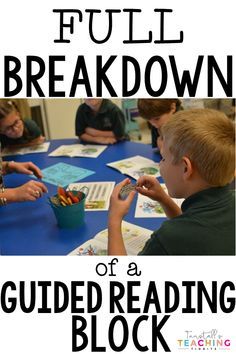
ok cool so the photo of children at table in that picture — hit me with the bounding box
[75,99,126,144]
[0,99,45,149]
[137,98,183,151]
[108,109,235,255]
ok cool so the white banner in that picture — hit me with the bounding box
[0,0,235,97]
[0,257,235,353]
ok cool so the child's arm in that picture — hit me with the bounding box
[5,135,45,149]
[108,218,127,255]
[108,179,136,255]
[85,127,116,138]
[136,176,182,219]
[80,132,117,145]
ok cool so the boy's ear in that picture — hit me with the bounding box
[170,102,176,113]
[182,156,193,180]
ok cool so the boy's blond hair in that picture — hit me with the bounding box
[161,109,235,186]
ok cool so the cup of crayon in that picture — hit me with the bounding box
[48,186,88,229]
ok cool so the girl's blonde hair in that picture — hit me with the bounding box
[161,109,235,186]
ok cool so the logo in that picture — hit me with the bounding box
[177,329,231,351]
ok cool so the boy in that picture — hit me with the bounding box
[75,99,126,144]
[108,109,235,255]
[137,99,182,150]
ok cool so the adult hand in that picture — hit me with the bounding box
[136,176,166,202]
[109,178,136,220]
[7,180,48,203]
[10,161,43,179]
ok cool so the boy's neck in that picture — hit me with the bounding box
[92,101,103,113]
[183,179,213,199]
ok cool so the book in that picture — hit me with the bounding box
[49,144,107,158]
[67,181,115,211]
[1,142,50,156]
[107,155,160,180]
[69,221,152,255]
[135,184,184,218]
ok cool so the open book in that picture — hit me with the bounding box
[107,155,160,180]
[69,221,152,255]
[2,142,50,156]
[49,144,107,158]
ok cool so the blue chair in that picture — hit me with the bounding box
[122,99,142,140]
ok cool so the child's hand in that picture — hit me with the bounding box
[103,137,117,144]
[96,137,117,145]
[109,178,136,220]
[10,161,43,179]
[136,176,166,202]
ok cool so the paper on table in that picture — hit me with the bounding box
[2,142,50,156]
[69,221,152,256]
[32,162,95,187]
[135,184,184,218]
[49,144,107,158]
[107,155,160,180]
[67,181,115,211]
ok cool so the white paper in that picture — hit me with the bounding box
[135,184,185,218]
[69,221,152,255]
[49,144,107,158]
[68,181,115,211]
[2,142,50,156]
[107,155,160,180]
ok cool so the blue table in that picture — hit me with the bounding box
[0,140,164,255]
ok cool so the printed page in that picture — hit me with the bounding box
[32,162,95,187]
[69,239,108,256]
[135,184,185,218]
[49,144,107,158]
[68,181,115,211]
[121,222,152,255]
[107,155,160,180]
[69,221,152,256]
[2,142,50,156]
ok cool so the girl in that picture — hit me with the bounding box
[0,100,45,148]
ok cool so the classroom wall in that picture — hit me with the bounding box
[28,99,50,138]
[27,99,123,140]
[44,99,81,139]
[44,99,122,139]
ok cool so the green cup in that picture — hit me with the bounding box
[50,191,86,229]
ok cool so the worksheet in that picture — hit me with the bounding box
[49,144,107,158]
[32,162,95,187]
[135,184,184,218]
[67,181,115,211]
